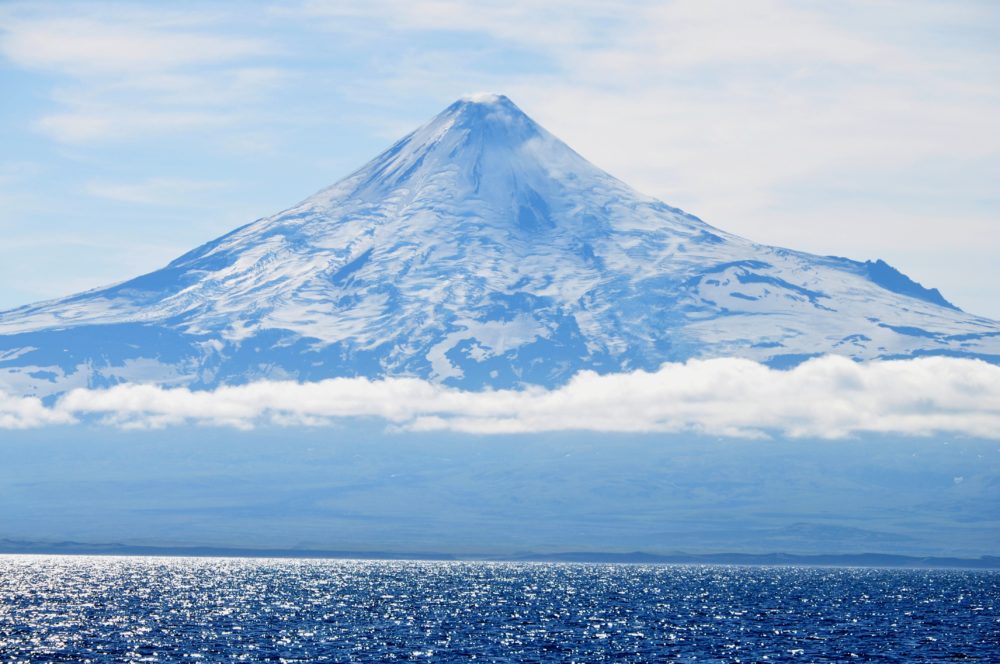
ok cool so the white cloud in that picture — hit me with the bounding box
[4,356,998,438]
[0,392,74,429]
[0,16,267,76]
[0,7,280,143]
[294,0,615,49]
[85,177,230,205]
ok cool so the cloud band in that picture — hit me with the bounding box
[2,355,998,438]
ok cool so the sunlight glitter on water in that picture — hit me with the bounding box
[0,555,997,662]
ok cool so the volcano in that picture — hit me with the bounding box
[1,94,998,396]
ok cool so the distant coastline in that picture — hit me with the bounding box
[3,539,997,570]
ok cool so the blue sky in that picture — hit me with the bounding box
[1,0,998,318]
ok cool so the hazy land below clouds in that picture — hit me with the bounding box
[2,424,996,560]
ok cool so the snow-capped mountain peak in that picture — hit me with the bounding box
[1,96,997,396]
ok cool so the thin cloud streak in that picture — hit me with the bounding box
[84,177,230,205]
[0,8,281,143]
[0,16,267,75]
[3,356,998,438]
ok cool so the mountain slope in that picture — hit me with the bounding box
[1,94,998,396]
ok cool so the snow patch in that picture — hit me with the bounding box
[460,92,505,104]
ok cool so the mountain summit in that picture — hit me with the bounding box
[1,95,998,395]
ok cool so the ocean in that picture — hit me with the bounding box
[1,555,996,662]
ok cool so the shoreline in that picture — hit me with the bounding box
[3,540,998,570]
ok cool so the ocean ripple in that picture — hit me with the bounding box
[0,556,997,662]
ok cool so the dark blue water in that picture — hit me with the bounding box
[0,556,996,662]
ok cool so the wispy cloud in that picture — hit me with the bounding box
[0,6,280,143]
[0,15,267,75]
[84,177,230,205]
[4,356,998,438]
